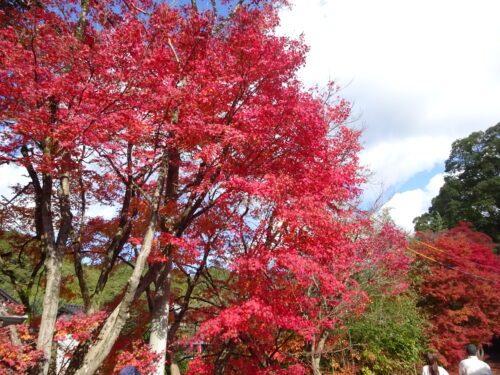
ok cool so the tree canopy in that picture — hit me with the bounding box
[413,223,500,366]
[0,1,411,374]
[414,123,500,244]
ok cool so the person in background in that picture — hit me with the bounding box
[422,352,449,375]
[459,344,492,375]
[119,366,141,375]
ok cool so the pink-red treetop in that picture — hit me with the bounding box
[1,1,411,373]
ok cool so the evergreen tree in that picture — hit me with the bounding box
[414,123,500,245]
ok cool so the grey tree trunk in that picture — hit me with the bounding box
[311,330,329,375]
[37,163,72,375]
[37,250,63,375]
[149,260,173,375]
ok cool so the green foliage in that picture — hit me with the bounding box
[0,233,44,315]
[59,261,133,308]
[414,123,500,245]
[348,293,427,374]
[0,248,133,314]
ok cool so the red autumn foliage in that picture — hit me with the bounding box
[414,222,500,367]
[113,340,162,375]
[0,0,413,373]
[0,324,44,374]
[181,218,410,373]
[55,311,108,343]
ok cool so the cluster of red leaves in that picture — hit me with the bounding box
[415,222,500,366]
[0,325,44,374]
[54,310,107,343]
[113,340,161,375]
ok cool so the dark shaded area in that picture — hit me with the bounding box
[485,337,500,362]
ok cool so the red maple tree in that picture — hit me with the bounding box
[414,222,500,367]
[0,1,411,374]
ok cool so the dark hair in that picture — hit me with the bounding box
[425,352,440,375]
[466,344,477,356]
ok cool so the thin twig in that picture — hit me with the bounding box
[1,182,32,207]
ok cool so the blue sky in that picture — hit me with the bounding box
[399,165,444,193]
[278,0,500,231]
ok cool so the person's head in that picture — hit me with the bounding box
[119,366,140,375]
[466,344,477,356]
[424,352,440,375]
[425,352,437,366]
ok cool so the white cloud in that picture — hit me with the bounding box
[383,173,445,232]
[279,0,500,190]
[359,135,452,187]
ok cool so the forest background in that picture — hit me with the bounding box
[0,1,498,375]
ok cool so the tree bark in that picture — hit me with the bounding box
[36,162,58,375]
[148,260,173,375]
[73,154,168,375]
[75,0,90,40]
[311,330,329,375]
[37,165,73,375]
[170,361,181,375]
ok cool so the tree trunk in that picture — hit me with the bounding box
[149,260,173,375]
[169,352,181,375]
[37,250,63,375]
[73,155,168,375]
[312,355,321,375]
[38,167,73,375]
[311,330,329,375]
[36,168,58,375]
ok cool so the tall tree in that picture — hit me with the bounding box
[1,1,410,374]
[414,123,500,245]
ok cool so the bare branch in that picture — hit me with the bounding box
[168,38,181,64]
[213,0,244,34]
[101,152,154,206]
[118,255,136,269]
[0,182,32,207]
[122,0,152,15]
